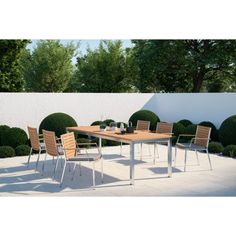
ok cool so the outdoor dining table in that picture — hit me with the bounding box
[66,125,173,185]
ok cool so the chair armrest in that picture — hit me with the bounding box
[38,134,43,137]
[190,137,210,145]
[177,134,195,144]
[77,142,97,146]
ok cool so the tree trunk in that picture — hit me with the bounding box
[192,67,205,92]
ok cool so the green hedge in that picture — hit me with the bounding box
[0,125,11,146]
[177,119,192,127]
[2,127,28,148]
[208,142,223,154]
[219,115,236,146]
[15,145,31,156]
[0,146,15,158]
[39,112,77,137]
[222,145,236,158]
[129,110,160,131]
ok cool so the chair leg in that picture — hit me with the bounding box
[206,149,213,170]
[53,155,60,179]
[174,146,177,167]
[140,143,143,160]
[195,150,200,165]
[184,149,187,172]
[101,157,103,183]
[60,155,63,168]
[71,163,77,181]
[42,153,47,175]
[35,149,41,171]
[92,162,95,188]
[60,162,67,187]
[27,147,33,168]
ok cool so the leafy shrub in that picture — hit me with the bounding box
[199,121,218,141]
[222,145,236,158]
[208,142,223,154]
[0,125,11,146]
[15,145,31,156]
[177,119,192,127]
[219,115,236,146]
[2,127,28,148]
[39,112,77,137]
[103,119,115,126]
[173,122,185,137]
[91,120,101,126]
[117,122,128,128]
[0,146,15,158]
[185,124,197,135]
[129,110,160,131]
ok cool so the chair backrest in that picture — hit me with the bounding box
[43,130,58,156]
[136,120,150,131]
[27,126,40,151]
[156,122,173,134]
[61,132,76,160]
[194,125,211,147]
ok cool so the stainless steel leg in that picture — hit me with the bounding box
[153,143,156,164]
[101,157,103,183]
[42,153,47,175]
[60,155,63,168]
[184,149,187,172]
[27,147,32,168]
[167,139,172,177]
[53,155,59,179]
[195,150,200,165]
[60,162,67,187]
[99,137,102,155]
[71,163,77,181]
[92,162,95,188]
[35,149,41,171]
[206,149,213,170]
[130,143,135,185]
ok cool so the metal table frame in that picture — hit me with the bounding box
[68,128,172,185]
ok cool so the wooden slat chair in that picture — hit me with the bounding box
[149,122,173,164]
[136,120,150,160]
[42,130,64,178]
[175,125,212,171]
[27,126,46,170]
[60,132,103,188]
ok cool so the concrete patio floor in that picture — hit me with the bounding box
[0,144,236,196]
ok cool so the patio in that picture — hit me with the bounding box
[1,144,236,196]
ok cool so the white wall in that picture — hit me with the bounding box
[0,93,236,131]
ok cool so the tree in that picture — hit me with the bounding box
[131,40,236,92]
[68,40,132,92]
[22,40,77,92]
[0,40,30,92]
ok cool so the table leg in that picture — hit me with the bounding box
[130,143,135,185]
[99,137,102,155]
[168,139,172,177]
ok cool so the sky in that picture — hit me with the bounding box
[26,39,133,64]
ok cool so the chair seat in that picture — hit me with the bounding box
[176,143,206,150]
[68,153,101,162]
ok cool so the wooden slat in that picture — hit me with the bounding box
[156,122,173,134]
[42,130,58,156]
[61,132,76,160]
[194,125,211,147]
[27,126,40,151]
[136,120,150,131]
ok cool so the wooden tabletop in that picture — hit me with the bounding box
[67,126,172,143]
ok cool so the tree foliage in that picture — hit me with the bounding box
[68,40,132,92]
[0,40,30,92]
[22,40,77,92]
[131,40,236,92]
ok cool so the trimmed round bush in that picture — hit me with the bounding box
[91,120,101,126]
[208,142,223,154]
[117,122,128,128]
[185,124,197,135]
[103,119,115,126]
[173,122,185,137]
[15,145,31,156]
[129,110,160,131]
[177,119,192,127]
[222,145,236,158]
[2,127,28,148]
[199,121,218,141]
[0,146,15,158]
[0,125,11,146]
[219,115,236,146]
[39,112,77,137]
